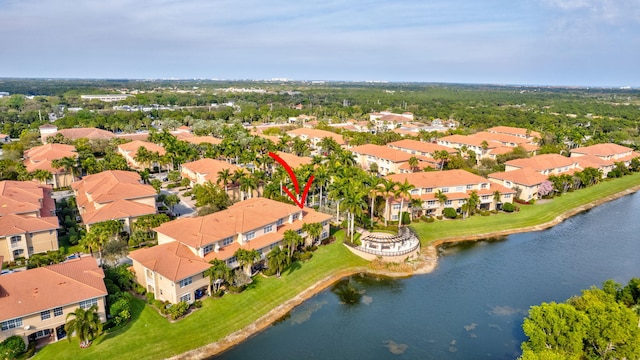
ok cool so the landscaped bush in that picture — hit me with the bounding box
[109,296,132,326]
[443,207,457,219]
[480,211,490,216]
[436,215,443,220]
[0,335,26,360]
[168,301,190,320]
[401,212,411,225]
[294,251,313,262]
[192,300,203,309]
[134,284,146,295]
[502,202,515,212]
[227,285,246,294]
[145,292,155,304]
[262,267,278,276]
[152,299,164,310]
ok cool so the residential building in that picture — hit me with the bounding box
[0,257,107,343]
[117,140,166,171]
[384,170,516,220]
[0,181,59,262]
[350,144,415,175]
[182,136,222,146]
[80,94,130,102]
[286,128,346,153]
[129,198,332,304]
[485,126,541,142]
[72,171,157,233]
[487,168,549,201]
[570,143,639,166]
[369,111,414,130]
[504,154,579,176]
[39,126,116,144]
[387,139,457,158]
[271,151,312,170]
[24,143,77,188]
[179,158,256,201]
[437,134,500,158]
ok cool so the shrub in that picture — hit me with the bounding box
[192,300,203,308]
[152,299,164,310]
[134,284,146,295]
[227,285,246,294]
[262,267,277,276]
[0,336,26,360]
[480,211,490,216]
[168,301,190,320]
[443,207,457,219]
[296,252,313,261]
[145,292,155,304]
[502,202,515,212]
[109,297,132,326]
[401,212,410,225]
[436,215,443,220]
[306,245,318,252]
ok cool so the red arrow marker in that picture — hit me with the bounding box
[268,152,314,209]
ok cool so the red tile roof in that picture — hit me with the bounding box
[287,128,345,145]
[82,200,156,225]
[570,143,633,157]
[0,214,58,236]
[386,169,490,188]
[274,151,312,169]
[24,143,77,173]
[0,257,107,322]
[183,136,222,146]
[387,139,457,155]
[486,126,540,139]
[128,242,210,282]
[350,144,413,163]
[0,181,54,217]
[72,171,156,212]
[118,140,166,156]
[488,168,548,186]
[505,154,576,172]
[54,127,115,141]
[180,158,242,184]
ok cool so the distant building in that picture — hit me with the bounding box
[80,94,131,102]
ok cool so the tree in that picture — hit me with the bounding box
[192,181,231,210]
[234,248,261,276]
[163,194,180,213]
[267,246,289,277]
[394,179,415,225]
[302,222,322,246]
[216,168,232,192]
[31,169,52,184]
[282,229,303,258]
[65,305,103,348]
[0,336,26,360]
[538,180,553,198]
[521,302,588,359]
[408,156,419,172]
[435,189,448,213]
[204,259,231,295]
[51,156,79,186]
[380,178,397,227]
[433,150,449,170]
[82,220,123,266]
[466,190,480,217]
[410,198,423,220]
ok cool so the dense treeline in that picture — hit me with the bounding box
[520,278,640,360]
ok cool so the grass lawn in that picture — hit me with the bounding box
[411,172,640,245]
[35,232,367,360]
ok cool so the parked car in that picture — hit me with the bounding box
[1,269,15,276]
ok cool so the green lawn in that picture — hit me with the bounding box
[411,172,640,244]
[35,233,367,360]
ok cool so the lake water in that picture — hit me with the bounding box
[216,192,640,359]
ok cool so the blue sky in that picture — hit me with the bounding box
[1,0,639,86]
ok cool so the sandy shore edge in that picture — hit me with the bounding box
[170,184,640,359]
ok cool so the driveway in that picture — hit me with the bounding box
[161,187,197,218]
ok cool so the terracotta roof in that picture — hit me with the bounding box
[570,143,633,157]
[387,139,457,155]
[438,134,500,149]
[183,136,222,146]
[0,257,107,322]
[471,131,531,145]
[350,144,413,163]
[128,241,210,282]
[572,154,613,170]
[118,140,166,156]
[181,158,242,184]
[488,168,548,186]
[287,128,345,145]
[379,114,412,123]
[505,154,576,172]
[486,126,541,139]
[154,198,303,249]
[54,127,115,140]
[73,171,156,210]
[398,160,436,172]
[116,133,150,141]
[0,214,58,236]
[274,151,312,169]
[24,143,77,173]
[386,169,490,188]
[0,181,54,217]
[81,200,156,225]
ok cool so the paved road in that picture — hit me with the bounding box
[161,187,197,218]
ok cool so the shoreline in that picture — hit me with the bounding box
[170,184,640,359]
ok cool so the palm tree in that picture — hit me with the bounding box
[216,168,233,192]
[380,178,398,227]
[239,175,257,200]
[367,177,382,227]
[466,190,480,218]
[65,305,103,348]
[493,190,502,210]
[204,259,231,295]
[395,179,415,225]
[31,169,52,184]
[232,169,246,198]
[282,229,303,258]
[313,165,330,209]
[51,156,79,186]
[433,150,449,171]
[435,189,448,215]
[410,198,423,220]
[267,246,289,277]
[302,222,322,246]
[234,248,262,276]
[408,156,419,172]
[341,183,367,242]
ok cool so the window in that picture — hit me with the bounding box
[392,204,401,210]
[482,195,490,201]
[179,293,192,303]
[227,256,237,266]
[222,237,233,246]
[53,307,63,317]
[391,214,399,220]
[322,221,328,226]
[264,224,273,233]
[10,236,20,244]
[442,187,449,193]
[456,186,463,192]
[245,231,255,241]
[445,200,452,206]
[79,298,98,310]
[1,318,22,331]
[481,183,488,189]
[179,277,192,288]
[321,231,328,239]
[410,189,419,195]
[424,188,433,193]
[277,218,284,226]
[40,310,51,321]
[202,244,213,255]
[458,200,465,205]
[466,184,473,190]
[504,194,511,198]
[12,249,24,257]
[427,200,436,206]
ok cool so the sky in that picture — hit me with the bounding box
[1,0,639,86]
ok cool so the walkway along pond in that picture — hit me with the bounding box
[213,191,640,359]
